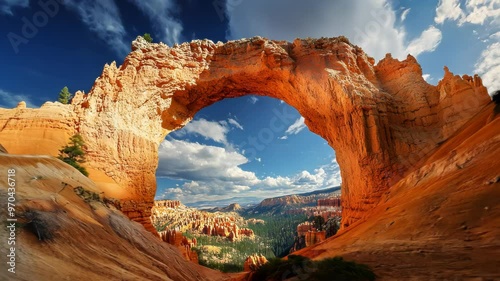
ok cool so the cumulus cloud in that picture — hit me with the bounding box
[474,42,500,94]
[178,118,230,144]
[128,0,183,45]
[225,0,408,60]
[460,0,500,25]
[0,88,35,108]
[0,0,29,15]
[157,139,259,183]
[435,0,500,26]
[422,74,431,81]
[156,138,342,204]
[64,0,129,56]
[434,0,464,24]
[405,26,443,57]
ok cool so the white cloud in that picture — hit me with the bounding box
[435,0,465,24]
[180,118,229,144]
[434,0,500,26]
[401,8,411,22]
[255,157,262,162]
[405,26,443,57]
[0,0,29,15]
[284,117,306,135]
[460,0,500,25]
[128,0,183,46]
[422,74,431,81]
[225,0,407,60]
[228,118,243,130]
[64,0,129,56]
[248,96,259,104]
[156,138,342,204]
[157,139,259,184]
[0,88,35,108]
[474,42,500,94]
[279,136,288,140]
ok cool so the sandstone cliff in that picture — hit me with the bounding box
[0,36,491,233]
[0,153,228,281]
[295,103,500,279]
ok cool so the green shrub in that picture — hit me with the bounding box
[143,33,153,43]
[58,134,89,177]
[57,86,72,104]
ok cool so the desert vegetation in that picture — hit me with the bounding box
[57,134,89,176]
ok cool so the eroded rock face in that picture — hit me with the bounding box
[0,36,491,230]
[243,254,268,272]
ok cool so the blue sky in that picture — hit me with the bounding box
[0,0,498,205]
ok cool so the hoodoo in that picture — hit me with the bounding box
[0,36,491,232]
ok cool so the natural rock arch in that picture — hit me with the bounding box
[0,36,490,232]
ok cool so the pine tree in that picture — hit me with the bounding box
[143,33,153,43]
[58,86,72,104]
[58,134,89,176]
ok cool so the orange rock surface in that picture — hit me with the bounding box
[295,102,500,279]
[243,254,268,272]
[159,229,199,263]
[0,153,229,281]
[0,36,491,234]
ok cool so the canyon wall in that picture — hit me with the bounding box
[0,36,491,230]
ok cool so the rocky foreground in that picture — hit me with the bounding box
[0,153,236,281]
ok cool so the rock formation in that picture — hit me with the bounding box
[155,200,182,208]
[158,229,198,263]
[317,197,341,208]
[152,202,254,241]
[243,254,268,272]
[0,36,491,232]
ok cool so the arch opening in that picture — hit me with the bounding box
[155,95,341,206]
[152,95,342,267]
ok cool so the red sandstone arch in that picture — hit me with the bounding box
[0,36,490,232]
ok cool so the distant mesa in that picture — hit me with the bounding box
[209,203,242,213]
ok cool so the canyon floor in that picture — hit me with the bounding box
[1,102,499,280]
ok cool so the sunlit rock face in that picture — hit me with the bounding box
[0,36,490,231]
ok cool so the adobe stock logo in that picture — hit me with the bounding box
[7,0,66,54]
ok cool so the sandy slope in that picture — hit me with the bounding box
[294,102,500,280]
[0,154,233,281]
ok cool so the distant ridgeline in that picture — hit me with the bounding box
[243,186,341,216]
